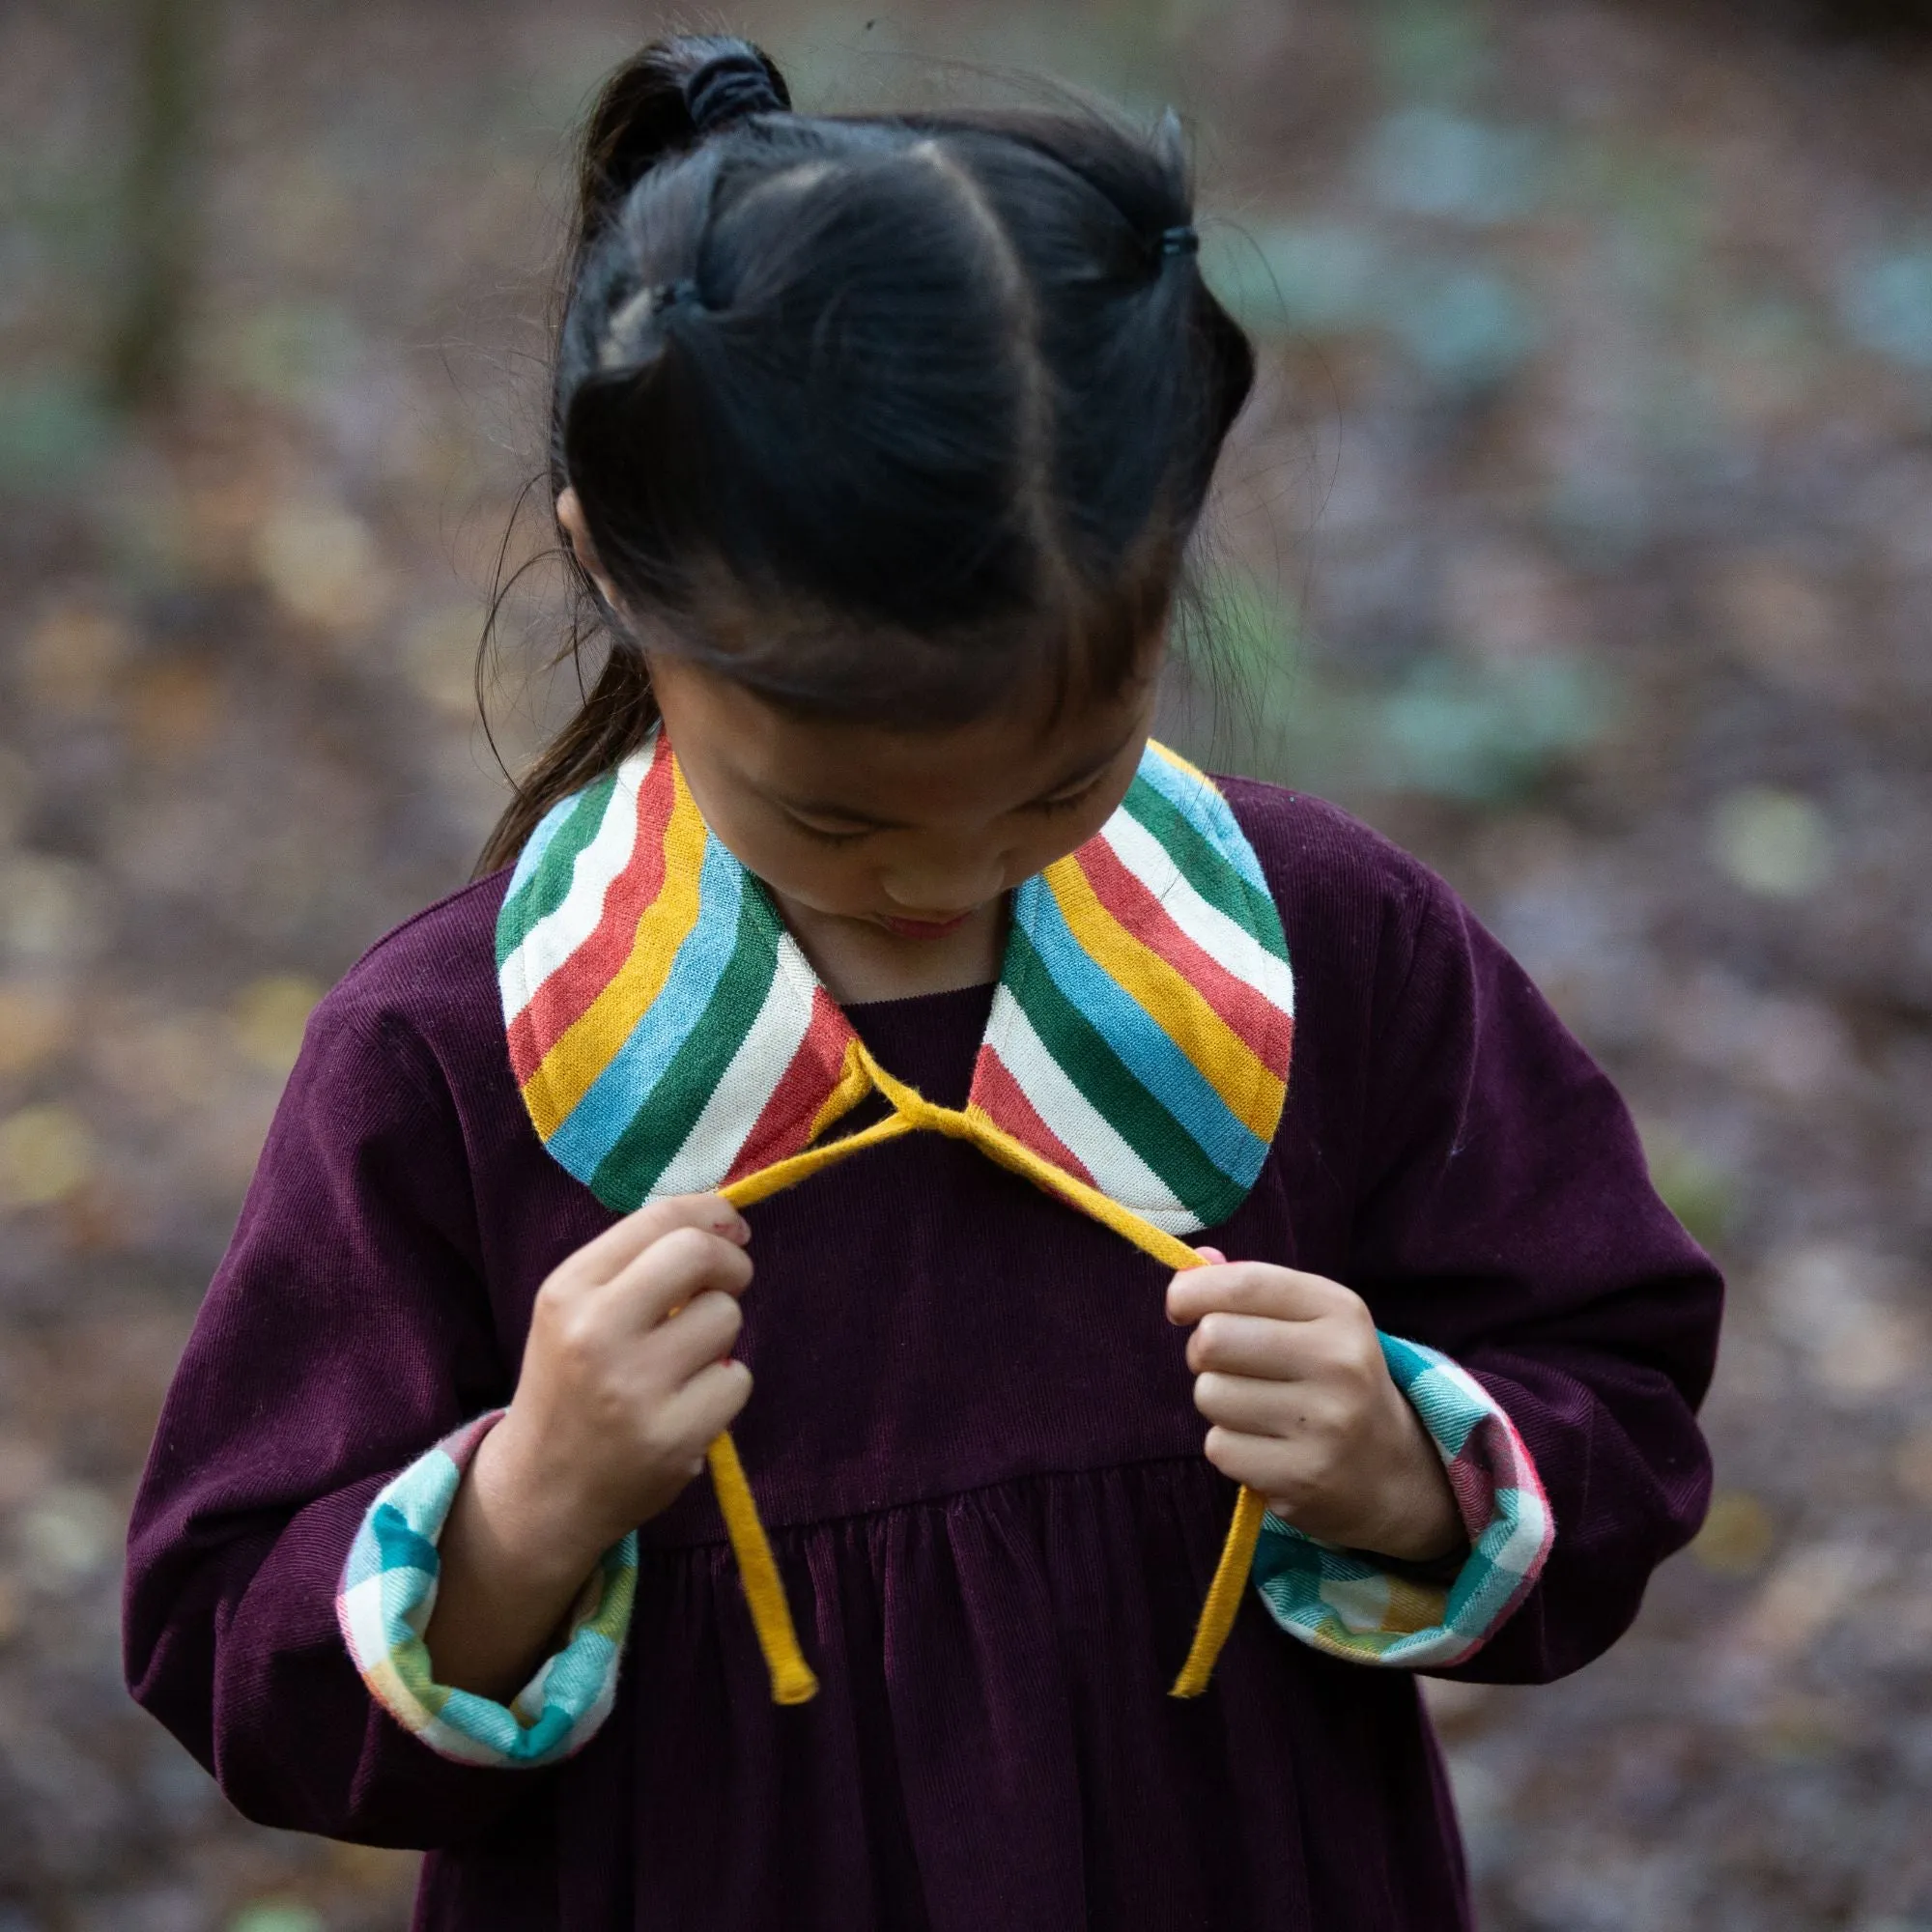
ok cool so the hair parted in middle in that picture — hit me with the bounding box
[477,33,1254,874]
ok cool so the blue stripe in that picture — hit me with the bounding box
[415,1625,618,1763]
[530,1629,617,1723]
[1010,879,1266,1189]
[368,1501,440,1584]
[438,1683,573,1760]
[1384,1341,1482,1457]
[343,1521,390,1592]
[1136,748,1269,895]
[546,837,749,1179]
[505,788,583,901]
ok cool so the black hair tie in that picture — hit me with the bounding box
[1159,224,1200,258]
[685,53,786,134]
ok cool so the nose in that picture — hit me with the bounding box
[879,849,1007,916]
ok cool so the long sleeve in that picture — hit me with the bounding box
[123,984,556,1846]
[1338,868,1722,1684]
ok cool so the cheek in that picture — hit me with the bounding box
[713,819,868,905]
[777,846,876,906]
[696,802,887,912]
[1006,793,1127,881]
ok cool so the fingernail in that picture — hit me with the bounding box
[715,1212,751,1243]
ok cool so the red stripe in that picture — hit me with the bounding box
[1446,1411,1551,1647]
[1077,835,1289,1073]
[968,1046,1095,1188]
[1446,1447,1496,1535]
[725,989,857,1180]
[507,740,677,1086]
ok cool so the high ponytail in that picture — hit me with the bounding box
[570,38,789,278]
[474,37,789,879]
[473,37,1253,879]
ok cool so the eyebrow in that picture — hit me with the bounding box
[767,731,1138,828]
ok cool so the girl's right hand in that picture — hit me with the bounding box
[483,1193,755,1565]
[423,1195,753,1699]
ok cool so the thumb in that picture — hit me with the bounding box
[1166,1244,1227,1324]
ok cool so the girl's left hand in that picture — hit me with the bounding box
[1166,1256,1466,1565]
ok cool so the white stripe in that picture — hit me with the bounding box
[1318,1569,1396,1635]
[339,1571,410,1675]
[497,752,651,1022]
[1101,811,1296,1020]
[650,947,819,1196]
[412,1712,506,1766]
[986,991,1198,1234]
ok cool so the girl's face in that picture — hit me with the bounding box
[554,484,1162,995]
[647,648,1160,995]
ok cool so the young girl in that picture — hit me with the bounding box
[125,35,1721,1931]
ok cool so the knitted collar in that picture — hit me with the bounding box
[497,730,1294,1236]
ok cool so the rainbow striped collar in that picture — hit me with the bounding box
[497,733,1294,1236]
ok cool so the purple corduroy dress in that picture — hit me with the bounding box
[124,780,1722,1930]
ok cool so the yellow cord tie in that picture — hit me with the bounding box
[706,1039,1264,1707]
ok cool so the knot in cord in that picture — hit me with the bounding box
[708,1038,1266,1705]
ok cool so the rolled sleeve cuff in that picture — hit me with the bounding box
[1250,1333,1553,1669]
[334,1408,637,1768]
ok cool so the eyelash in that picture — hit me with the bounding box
[785,776,1104,847]
[788,819,872,847]
[1034,777,1105,816]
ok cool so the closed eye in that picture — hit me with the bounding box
[785,814,876,847]
[1031,774,1108,817]
[781,766,1113,843]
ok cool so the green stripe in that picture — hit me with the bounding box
[582,1547,638,1644]
[495,770,623,970]
[587,889,782,1210]
[1006,923,1246,1227]
[391,1634,453,1720]
[1120,778,1287,963]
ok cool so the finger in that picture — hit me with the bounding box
[649,1289,745,1384]
[1167,1263,1350,1327]
[565,1194,751,1288]
[1201,1424,1325,1501]
[1185,1309,1321,1380]
[608,1226,754,1333]
[654,1357,753,1462]
[1193,1245,1227,1265]
[1193,1369,1343,1439]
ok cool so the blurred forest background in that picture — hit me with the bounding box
[2,0,1931,1926]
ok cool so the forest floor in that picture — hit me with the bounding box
[0,1,1928,1926]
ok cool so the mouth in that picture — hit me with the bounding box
[878,911,975,940]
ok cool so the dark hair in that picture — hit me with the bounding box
[475,35,1254,876]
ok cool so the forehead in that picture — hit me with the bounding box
[655,657,1154,818]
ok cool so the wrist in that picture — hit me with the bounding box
[1367,1492,1467,1567]
[1356,1398,1466,1565]
[469,1411,623,1586]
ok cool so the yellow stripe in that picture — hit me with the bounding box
[1148,737,1205,781]
[1042,860,1285,1142]
[1380,1574,1449,1635]
[522,772,709,1139]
